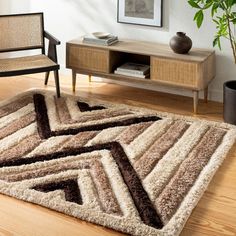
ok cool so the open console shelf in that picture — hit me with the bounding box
[66,39,215,113]
[109,52,150,80]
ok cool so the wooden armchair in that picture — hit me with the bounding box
[0,13,61,97]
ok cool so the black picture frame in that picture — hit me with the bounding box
[117,0,163,27]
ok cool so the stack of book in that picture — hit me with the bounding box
[83,34,118,46]
[114,62,150,79]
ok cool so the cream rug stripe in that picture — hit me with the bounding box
[125,119,173,162]
[143,122,209,200]
[26,135,73,157]
[86,126,126,146]
[0,123,37,153]
[45,95,61,131]
[134,120,189,179]
[1,157,95,183]
[0,103,34,129]
[77,170,103,211]
[0,152,102,179]
[58,131,99,151]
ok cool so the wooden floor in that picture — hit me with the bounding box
[0,74,235,236]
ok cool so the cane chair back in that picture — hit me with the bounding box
[0,13,44,53]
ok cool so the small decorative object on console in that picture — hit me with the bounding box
[92,32,111,39]
[114,62,150,78]
[83,33,118,46]
[169,32,192,54]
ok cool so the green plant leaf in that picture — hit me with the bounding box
[211,3,219,17]
[203,2,213,9]
[194,10,204,28]
[226,0,236,7]
[188,0,201,9]
[213,37,222,50]
[213,37,218,47]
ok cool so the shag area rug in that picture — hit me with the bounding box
[0,90,235,236]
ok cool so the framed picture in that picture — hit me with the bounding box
[117,0,163,27]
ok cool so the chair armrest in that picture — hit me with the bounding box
[44,31,61,45]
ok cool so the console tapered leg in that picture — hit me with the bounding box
[204,87,208,103]
[193,90,199,114]
[72,70,76,92]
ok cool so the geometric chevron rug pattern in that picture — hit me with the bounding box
[0,90,235,236]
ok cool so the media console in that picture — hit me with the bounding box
[66,39,215,113]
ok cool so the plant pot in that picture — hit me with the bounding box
[223,80,236,124]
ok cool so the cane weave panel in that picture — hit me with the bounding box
[0,14,43,52]
[151,57,198,88]
[0,55,57,73]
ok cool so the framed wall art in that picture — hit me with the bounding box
[117,0,163,27]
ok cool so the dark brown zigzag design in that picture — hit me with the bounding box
[33,179,82,205]
[33,94,161,139]
[77,101,106,112]
[0,142,164,229]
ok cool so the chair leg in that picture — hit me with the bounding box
[54,70,60,98]
[45,72,50,85]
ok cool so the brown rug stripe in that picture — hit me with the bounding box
[33,179,83,205]
[54,97,72,124]
[116,121,154,145]
[58,131,99,151]
[0,134,41,162]
[90,160,122,215]
[134,121,189,179]
[0,96,33,119]
[0,112,35,140]
[155,127,226,223]
[33,94,161,139]
[0,142,163,229]
[72,109,134,123]
[2,159,93,182]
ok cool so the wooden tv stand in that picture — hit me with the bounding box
[66,39,215,113]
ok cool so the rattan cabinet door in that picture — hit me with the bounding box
[151,57,199,89]
[68,46,109,73]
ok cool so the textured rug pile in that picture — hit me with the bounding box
[0,90,235,236]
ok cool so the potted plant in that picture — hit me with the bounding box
[188,0,236,124]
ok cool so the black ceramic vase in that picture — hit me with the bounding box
[169,32,192,54]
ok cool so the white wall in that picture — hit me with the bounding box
[3,0,236,102]
[0,0,30,13]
